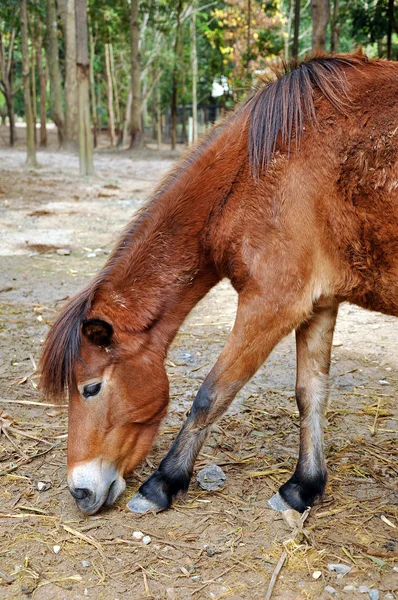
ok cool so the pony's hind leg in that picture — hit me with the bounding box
[127,288,313,513]
[278,304,338,512]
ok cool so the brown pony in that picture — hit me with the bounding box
[40,52,398,516]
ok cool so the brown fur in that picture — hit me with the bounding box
[39,52,398,513]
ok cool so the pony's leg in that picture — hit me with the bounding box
[277,304,338,512]
[128,291,312,513]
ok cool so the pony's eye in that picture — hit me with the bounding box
[82,382,102,398]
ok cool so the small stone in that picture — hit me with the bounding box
[324,586,336,595]
[37,481,51,492]
[379,379,390,386]
[191,575,201,582]
[344,585,357,591]
[328,563,351,577]
[56,248,71,256]
[205,546,216,557]
[359,586,369,593]
[312,571,322,580]
[368,591,379,600]
[384,594,394,599]
[132,531,144,541]
[196,464,226,491]
[86,252,97,258]
[84,589,88,597]
[53,545,61,554]
[142,535,151,545]
[81,560,90,568]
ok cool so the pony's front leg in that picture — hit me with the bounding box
[128,292,311,513]
[276,304,338,513]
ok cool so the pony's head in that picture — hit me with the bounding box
[39,291,169,515]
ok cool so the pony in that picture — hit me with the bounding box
[40,52,398,516]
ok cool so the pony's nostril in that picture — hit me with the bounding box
[70,487,91,501]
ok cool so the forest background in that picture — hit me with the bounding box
[0,0,397,172]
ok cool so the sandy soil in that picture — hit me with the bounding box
[0,144,397,600]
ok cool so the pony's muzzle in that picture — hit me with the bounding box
[67,458,126,515]
[69,486,95,512]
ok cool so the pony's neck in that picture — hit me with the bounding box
[92,119,246,349]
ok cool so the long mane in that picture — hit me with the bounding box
[248,51,369,173]
[39,52,371,402]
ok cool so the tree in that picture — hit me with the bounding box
[292,0,301,59]
[190,5,197,142]
[171,0,183,150]
[20,0,37,166]
[0,25,17,146]
[350,0,397,58]
[130,0,142,148]
[47,0,64,144]
[76,0,94,175]
[311,0,330,51]
[89,27,98,147]
[105,42,116,145]
[387,0,394,59]
[330,0,339,52]
[59,0,78,149]
[34,24,47,147]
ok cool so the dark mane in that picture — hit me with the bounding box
[248,52,370,174]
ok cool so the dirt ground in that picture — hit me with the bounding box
[0,140,397,600]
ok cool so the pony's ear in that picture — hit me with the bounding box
[82,319,113,347]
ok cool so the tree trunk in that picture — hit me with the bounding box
[130,0,142,148]
[387,0,394,60]
[5,92,16,146]
[60,0,78,149]
[31,45,37,146]
[122,83,133,148]
[330,0,339,52]
[35,34,47,147]
[105,43,116,146]
[0,27,17,146]
[285,0,293,60]
[171,0,183,150]
[47,0,64,144]
[21,0,38,167]
[76,0,94,175]
[247,0,251,68]
[156,84,162,149]
[109,44,120,132]
[191,7,198,142]
[292,0,301,60]
[311,0,329,51]
[89,29,98,148]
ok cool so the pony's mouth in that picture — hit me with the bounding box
[67,458,126,514]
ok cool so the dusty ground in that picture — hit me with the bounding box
[0,141,397,600]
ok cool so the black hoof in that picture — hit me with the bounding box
[279,470,327,513]
[135,467,192,513]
